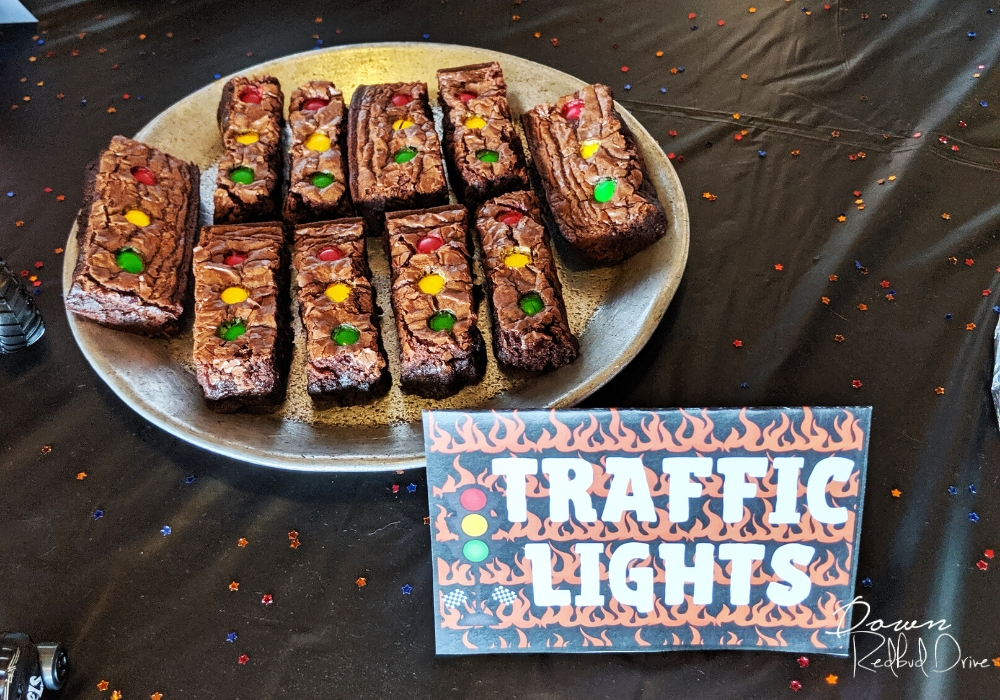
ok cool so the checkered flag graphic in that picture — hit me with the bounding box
[492,586,517,605]
[443,589,468,609]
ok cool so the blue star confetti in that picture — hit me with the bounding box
[945,313,952,320]
[423,33,430,40]
[968,484,977,494]
[93,509,104,520]
[968,31,977,39]
[970,512,980,522]
[5,191,13,198]
[948,485,959,495]
[981,101,989,107]
[226,632,238,643]
[401,584,413,595]
[185,475,196,484]
[758,150,767,158]
[861,576,873,588]
[740,382,749,389]
[160,525,172,536]
[407,483,417,493]
[624,83,631,90]
[213,73,221,80]
[660,87,667,93]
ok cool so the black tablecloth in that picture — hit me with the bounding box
[3,0,1000,697]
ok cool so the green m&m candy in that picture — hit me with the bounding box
[476,149,499,163]
[229,166,255,185]
[593,177,617,203]
[115,247,144,274]
[393,147,417,164]
[463,539,489,562]
[217,319,246,341]
[310,172,335,188]
[332,323,361,346]
[428,310,457,332]
[518,291,544,316]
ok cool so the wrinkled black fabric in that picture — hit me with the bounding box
[2,0,1000,698]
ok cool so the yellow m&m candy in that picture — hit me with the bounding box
[418,273,445,295]
[220,286,249,304]
[504,247,533,269]
[579,139,600,159]
[236,132,259,145]
[325,282,351,303]
[305,133,331,152]
[392,118,414,130]
[464,115,487,130]
[125,208,150,227]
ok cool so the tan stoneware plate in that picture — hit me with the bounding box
[62,42,690,472]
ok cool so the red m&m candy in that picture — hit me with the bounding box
[223,251,247,266]
[318,247,342,261]
[497,211,522,226]
[131,166,156,186]
[391,94,412,107]
[561,98,585,120]
[302,97,329,111]
[458,92,476,103]
[239,86,263,104]
[416,234,444,253]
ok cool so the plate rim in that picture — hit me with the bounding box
[62,41,690,472]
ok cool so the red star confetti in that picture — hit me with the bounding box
[834,334,845,342]
[288,530,299,540]
[717,19,726,25]
[688,12,696,18]
[356,576,368,587]
[966,323,976,331]
[935,386,945,395]
[262,594,273,605]
[41,445,51,454]
[891,489,902,498]
[983,289,992,296]
[621,66,629,72]
[966,258,975,266]
[238,654,249,665]
[774,263,784,271]
[77,471,87,480]
[796,656,809,668]
[733,339,743,348]
[97,681,109,691]
[880,280,890,288]
[702,192,717,201]
[392,483,400,493]
[986,549,995,559]
[229,580,240,591]
[668,129,678,137]
[550,37,559,47]
[825,674,838,685]
[977,560,989,571]
[852,379,863,389]
[237,537,248,547]
[789,680,802,692]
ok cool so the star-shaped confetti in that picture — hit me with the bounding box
[977,560,988,571]
[858,303,868,311]
[967,322,977,331]
[356,576,367,587]
[93,509,104,520]
[949,485,959,495]
[185,475,196,484]
[160,525,171,536]
[402,584,413,595]
[226,631,238,643]
[238,537,248,547]
[891,489,902,498]
[935,386,945,395]
[41,445,51,454]
[288,530,299,540]
[852,379,863,389]
[152,694,163,700]
[825,674,838,685]
[77,471,87,480]
[861,576,873,588]
[733,339,743,348]
[702,191,717,201]
[796,656,809,668]
[262,594,273,605]
[834,334,845,342]
[407,483,418,493]
[111,692,122,700]
[238,654,249,665]
[970,512,980,523]
[774,263,784,271]
[290,539,301,549]
[98,680,109,691]
[789,680,802,692]
[229,581,240,591]
[986,549,995,559]
[821,297,830,305]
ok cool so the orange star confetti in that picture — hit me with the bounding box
[229,580,240,591]
[288,530,299,540]
[740,73,749,79]
[111,692,122,700]
[941,213,951,220]
[935,386,945,395]
[356,577,368,587]
[825,674,838,685]
[533,31,541,38]
[702,192,717,201]
[655,50,663,57]
[315,16,322,22]
[837,214,846,222]
[821,297,830,305]
[790,149,800,156]
[107,107,116,113]
[77,471,87,480]
[891,489,902,498]
[774,263,784,271]
[152,694,163,700]
[55,247,64,254]
[139,33,146,39]
[967,323,976,331]
[98,680,109,691]
[834,334,845,342]
[748,6,757,12]
[858,303,867,311]
[237,537,248,547]
[41,445,51,454]
[888,175,897,181]
[290,539,301,549]
[829,274,838,281]
[732,113,740,119]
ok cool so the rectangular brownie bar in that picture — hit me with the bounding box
[520,83,667,263]
[283,81,353,224]
[192,222,291,412]
[475,191,579,372]
[386,205,485,398]
[347,82,448,236]
[214,75,284,224]
[436,62,529,208]
[65,135,200,336]
[293,218,390,406]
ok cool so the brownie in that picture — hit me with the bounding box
[214,75,284,224]
[436,62,529,208]
[293,218,390,406]
[347,82,448,236]
[520,83,667,263]
[64,135,200,336]
[386,205,485,398]
[283,81,353,224]
[475,191,579,372]
[192,223,291,412]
